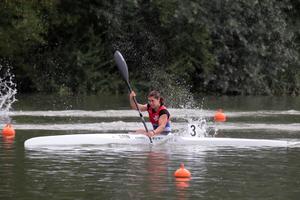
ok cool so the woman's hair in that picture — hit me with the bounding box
[148,90,164,105]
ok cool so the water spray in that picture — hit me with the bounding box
[0,65,17,114]
[0,65,17,138]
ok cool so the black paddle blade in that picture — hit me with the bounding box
[114,51,129,83]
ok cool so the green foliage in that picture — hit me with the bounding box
[0,0,47,57]
[153,0,215,93]
[0,0,56,92]
[0,0,299,96]
[202,0,299,95]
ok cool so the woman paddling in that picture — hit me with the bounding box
[129,90,171,137]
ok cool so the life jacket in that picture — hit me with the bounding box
[147,105,171,132]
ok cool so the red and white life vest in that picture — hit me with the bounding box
[147,105,171,132]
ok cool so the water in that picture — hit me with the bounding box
[1,94,300,199]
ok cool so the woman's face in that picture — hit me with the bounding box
[148,96,160,109]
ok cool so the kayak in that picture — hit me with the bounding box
[24,133,299,149]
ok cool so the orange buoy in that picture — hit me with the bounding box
[2,124,16,139]
[214,109,226,122]
[174,163,191,178]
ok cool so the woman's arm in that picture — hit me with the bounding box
[129,91,148,112]
[152,114,168,135]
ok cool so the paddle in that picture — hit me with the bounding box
[114,50,153,143]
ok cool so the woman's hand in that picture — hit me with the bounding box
[145,130,156,138]
[130,91,136,99]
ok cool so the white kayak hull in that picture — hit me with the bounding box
[25,134,153,148]
[173,137,292,147]
[24,133,298,149]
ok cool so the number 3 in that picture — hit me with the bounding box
[190,124,196,136]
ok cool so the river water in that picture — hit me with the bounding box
[1,94,300,200]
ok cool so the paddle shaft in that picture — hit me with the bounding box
[126,81,153,143]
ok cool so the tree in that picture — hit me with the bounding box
[201,0,299,95]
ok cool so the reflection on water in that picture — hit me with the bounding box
[22,145,297,199]
[24,146,174,199]
[2,136,15,150]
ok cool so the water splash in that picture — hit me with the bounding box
[0,65,17,123]
[146,68,219,137]
[148,68,196,109]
